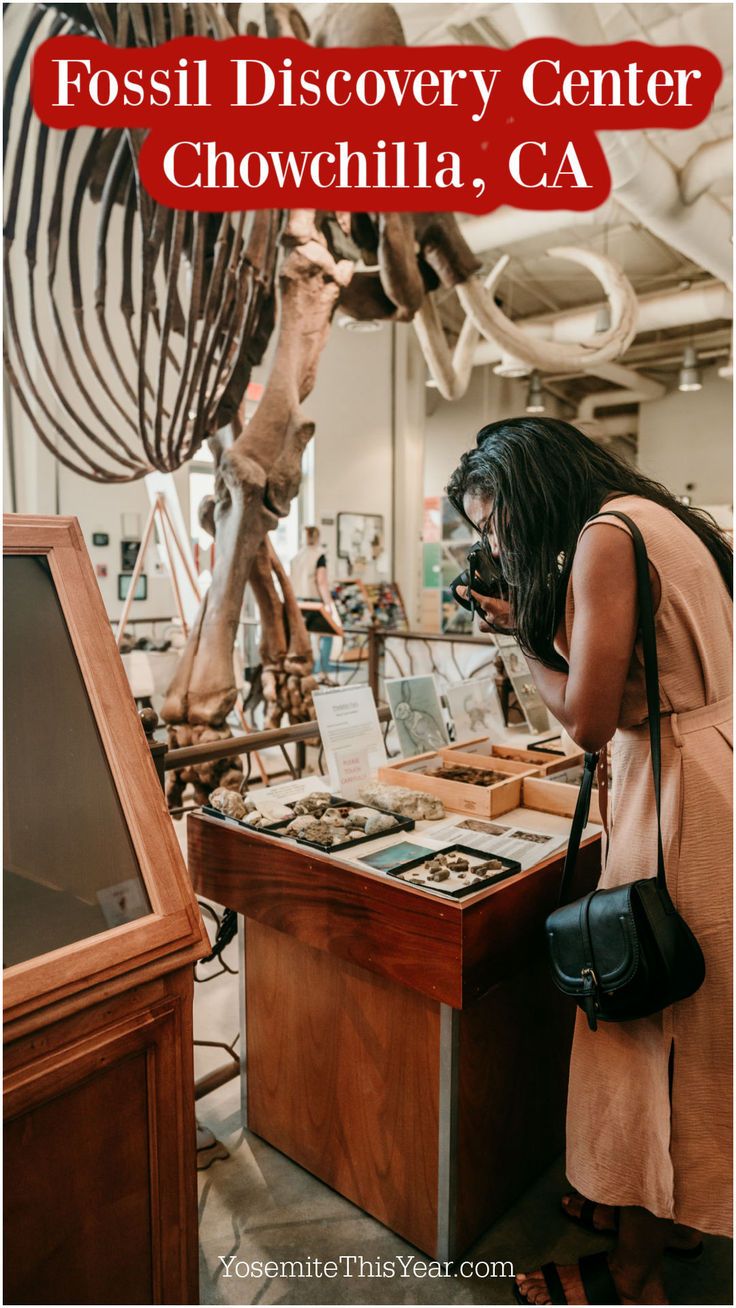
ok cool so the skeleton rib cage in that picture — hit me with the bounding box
[4,3,281,483]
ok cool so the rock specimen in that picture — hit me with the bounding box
[293,793,332,817]
[358,783,446,820]
[322,805,354,826]
[209,788,247,820]
[285,814,319,835]
[364,812,398,837]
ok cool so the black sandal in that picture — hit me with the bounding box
[513,1251,621,1305]
[562,1195,619,1237]
[561,1194,704,1262]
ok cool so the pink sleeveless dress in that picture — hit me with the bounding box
[561,495,732,1236]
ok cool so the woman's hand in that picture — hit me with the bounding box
[456,585,515,634]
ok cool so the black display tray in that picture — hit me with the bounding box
[387,843,521,899]
[202,805,290,836]
[293,797,415,854]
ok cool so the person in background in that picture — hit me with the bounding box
[290,525,334,674]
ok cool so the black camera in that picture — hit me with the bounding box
[450,541,508,623]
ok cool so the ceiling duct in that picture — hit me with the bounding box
[680,137,733,204]
[577,362,666,421]
[470,4,732,290]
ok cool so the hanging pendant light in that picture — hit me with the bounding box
[525,371,546,414]
[678,346,702,392]
[717,342,733,379]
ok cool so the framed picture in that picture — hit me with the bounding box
[117,573,148,601]
[509,673,550,733]
[445,677,505,743]
[120,538,141,573]
[336,512,384,574]
[385,675,449,756]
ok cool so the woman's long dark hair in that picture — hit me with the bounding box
[447,417,732,669]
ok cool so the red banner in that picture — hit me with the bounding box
[31,35,722,213]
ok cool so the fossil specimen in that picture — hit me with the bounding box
[209,787,247,820]
[359,783,446,821]
[426,765,509,787]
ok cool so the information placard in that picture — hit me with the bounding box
[312,685,387,793]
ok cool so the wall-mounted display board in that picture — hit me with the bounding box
[3,515,208,1306]
[336,512,384,574]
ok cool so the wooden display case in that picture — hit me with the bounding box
[444,737,585,776]
[3,516,209,1306]
[188,805,601,1259]
[378,749,538,817]
[523,772,603,825]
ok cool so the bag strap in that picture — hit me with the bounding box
[557,509,665,906]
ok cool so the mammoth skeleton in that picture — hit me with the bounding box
[4,1,638,804]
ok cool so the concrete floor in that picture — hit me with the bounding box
[192,912,733,1307]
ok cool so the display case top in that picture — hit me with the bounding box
[4,515,208,1032]
[187,808,601,1008]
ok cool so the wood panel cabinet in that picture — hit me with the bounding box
[4,517,209,1305]
[189,810,601,1259]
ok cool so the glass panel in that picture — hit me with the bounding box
[4,555,151,967]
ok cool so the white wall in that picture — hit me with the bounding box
[57,464,190,621]
[424,367,531,500]
[303,320,395,579]
[638,367,732,505]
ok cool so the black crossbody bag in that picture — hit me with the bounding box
[545,511,706,1031]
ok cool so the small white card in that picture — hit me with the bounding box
[312,685,387,793]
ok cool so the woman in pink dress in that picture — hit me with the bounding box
[448,418,732,1306]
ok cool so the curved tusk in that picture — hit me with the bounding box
[456,247,639,372]
[413,290,483,401]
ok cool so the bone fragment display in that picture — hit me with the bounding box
[358,783,446,820]
[400,851,507,888]
[209,788,247,820]
[279,794,400,847]
[425,765,509,787]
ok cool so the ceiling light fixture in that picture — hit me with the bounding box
[717,344,733,379]
[493,350,530,379]
[678,345,702,392]
[525,371,546,414]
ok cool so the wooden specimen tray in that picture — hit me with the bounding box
[444,737,584,776]
[377,750,538,818]
[523,773,602,825]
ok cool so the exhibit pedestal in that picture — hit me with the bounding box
[188,810,601,1259]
